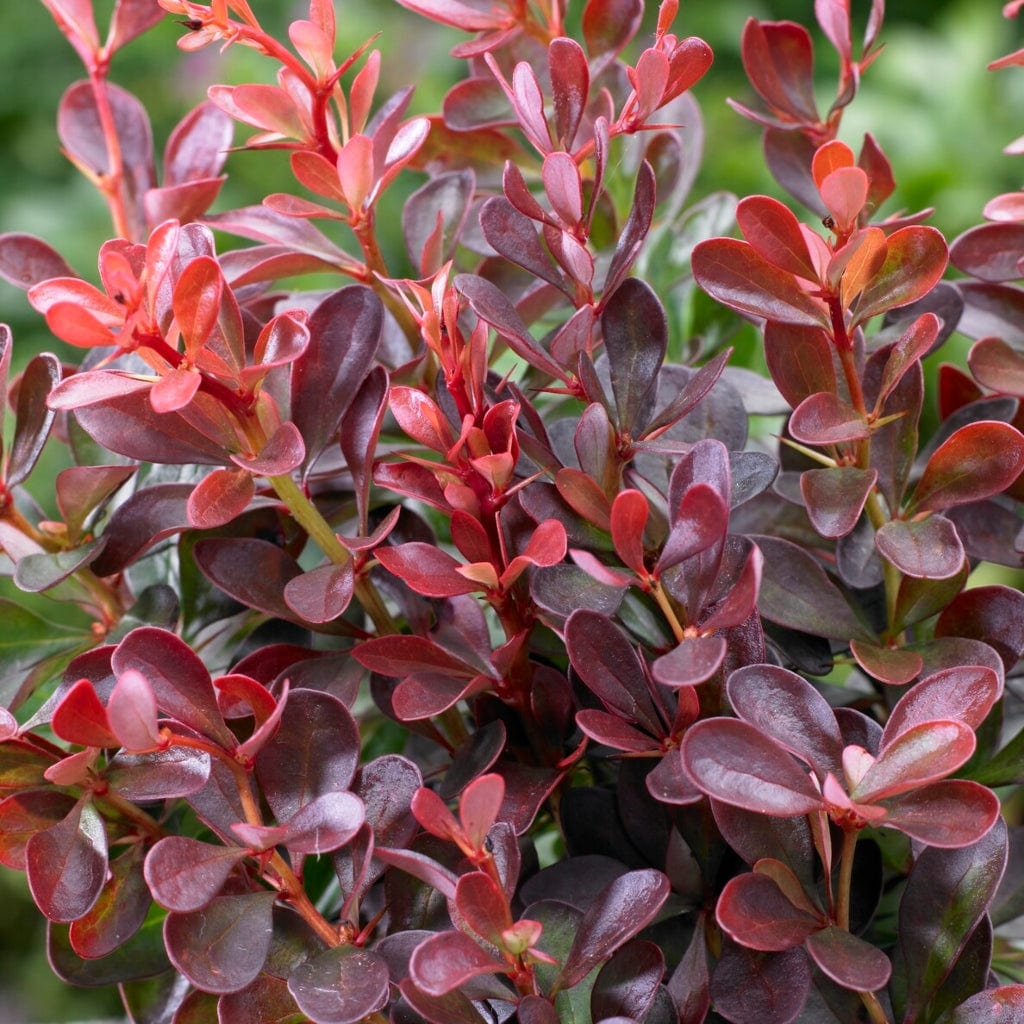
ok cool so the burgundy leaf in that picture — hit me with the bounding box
[651,636,727,687]
[601,278,667,435]
[950,222,1024,282]
[575,710,654,753]
[789,392,870,445]
[875,515,966,580]
[90,483,192,576]
[591,940,665,1022]
[230,421,305,476]
[164,891,275,994]
[805,926,890,991]
[849,640,923,686]
[610,489,649,577]
[283,791,365,855]
[549,38,589,148]
[455,870,512,945]
[291,285,383,474]
[853,720,977,803]
[68,848,150,959]
[163,100,233,186]
[565,610,663,735]
[763,322,836,408]
[255,688,360,823]
[193,537,303,621]
[681,719,823,815]
[108,0,165,52]
[409,929,502,996]
[288,945,391,1024]
[800,467,877,539]
[105,746,211,802]
[558,869,670,988]
[740,18,818,123]
[0,791,76,871]
[850,226,948,326]
[883,665,1001,747]
[186,468,254,530]
[941,986,1024,1023]
[55,464,135,547]
[7,352,61,488]
[727,664,843,780]
[876,313,942,409]
[582,0,644,69]
[716,871,821,951]
[355,635,481,678]
[26,799,107,922]
[0,234,76,291]
[935,585,1024,673]
[710,942,810,1024]
[968,336,1024,396]
[144,836,247,912]
[603,162,656,299]
[111,627,233,747]
[283,562,355,623]
[909,421,1024,514]
[884,780,1001,848]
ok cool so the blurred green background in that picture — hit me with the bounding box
[0,1,1022,1020]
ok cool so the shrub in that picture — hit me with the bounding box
[1,1,1024,1022]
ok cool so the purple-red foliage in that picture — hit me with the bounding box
[1,0,1024,1022]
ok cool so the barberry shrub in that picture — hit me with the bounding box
[1,1,1024,1022]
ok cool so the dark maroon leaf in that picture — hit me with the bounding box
[591,940,664,1021]
[291,286,383,475]
[875,515,966,579]
[716,871,821,951]
[90,483,192,576]
[288,945,390,1024]
[582,0,644,70]
[601,278,666,436]
[164,892,276,994]
[936,585,1024,673]
[479,197,567,295]
[727,664,842,780]
[105,746,211,801]
[549,38,589,148]
[0,790,76,870]
[255,688,360,824]
[144,836,247,912]
[651,636,726,688]
[6,352,61,488]
[565,610,662,735]
[805,926,890,992]
[68,847,150,959]
[558,869,670,988]
[950,222,1024,281]
[603,162,656,299]
[876,313,942,409]
[710,941,810,1024]
[193,537,303,621]
[283,791,365,855]
[111,627,234,747]
[894,819,1007,1022]
[682,719,822,815]
[26,799,107,922]
[398,976,486,1024]
[752,535,872,641]
[163,101,233,186]
[800,467,876,539]
[403,170,475,273]
[884,780,1001,848]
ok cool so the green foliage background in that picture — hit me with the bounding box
[0,1,1022,1019]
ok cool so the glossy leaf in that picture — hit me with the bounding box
[908,421,1024,514]
[789,392,870,445]
[288,945,391,1024]
[875,515,966,579]
[800,467,876,539]
[164,892,276,995]
[682,719,823,815]
[557,869,670,989]
[26,799,107,922]
[7,352,61,488]
[804,926,890,992]
[717,871,821,951]
[68,847,151,959]
[144,837,247,912]
[409,929,501,996]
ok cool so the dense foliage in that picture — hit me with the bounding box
[2,1,1024,1021]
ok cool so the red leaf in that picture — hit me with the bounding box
[812,140,856,189]
[0,791,76,871]
[582,0,644,69]
[763,322,836,408]
[849,641,923,686]
[875,313,942,410]
[908,421,1024,514]
[651,636,726,688]
[51,678,119,748]
[283,791,365,854]
[107,668,162,752]
[459,772,505,850]
[186,468,254,531]
[376,543,480,598]
[740,18,819,123]
[736,195,819,280]
[692,238,830,328]
[968,336,1024,396]
[549,38,589,147]
[850,226,948,326]
[288,945,391,1024]
[819,166,869,233]
[610,489,649,577]
[456,870,513,945]
[173,256,223,358]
